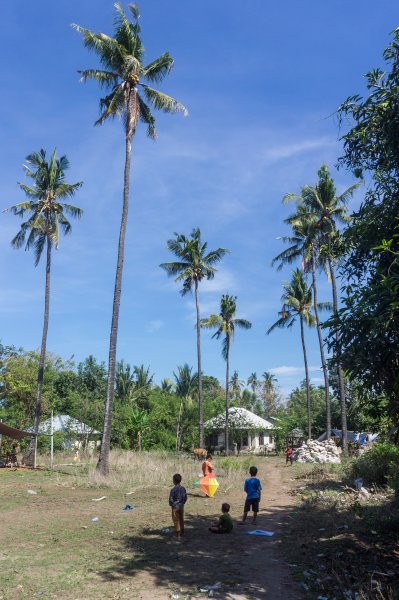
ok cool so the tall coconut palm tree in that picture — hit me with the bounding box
[4,149,83,447]
[201,295,251,454]
[247,372,259,394]
[230,370,245,404]
[73,3,187,475]
[267,270,318,440]
[285,165,361,451]
[273,204,333,439]
[173,364,198,450]
[260,371,279,416]
[160,228,229,446]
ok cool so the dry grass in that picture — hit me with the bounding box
[43,450,251,492]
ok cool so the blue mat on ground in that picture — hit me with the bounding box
[242,529,274,536]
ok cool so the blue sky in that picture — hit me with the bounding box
[1,1,397,398]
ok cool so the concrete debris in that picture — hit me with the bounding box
[293,439,341,464]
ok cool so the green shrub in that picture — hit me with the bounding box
[351,442,399,487]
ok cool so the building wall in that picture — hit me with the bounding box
[209,430,275,452]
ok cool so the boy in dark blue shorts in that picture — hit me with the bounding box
[242,466,262,524]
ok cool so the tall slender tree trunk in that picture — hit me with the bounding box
[311,255,331,439]
[300,315,312,440]
[97,99,136,475]
[33,238,52,440]
[225,335,230,455]
[176,397,184,451]
[328,258,348,453]
[195,280,204,447]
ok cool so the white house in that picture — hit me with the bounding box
[204,407,277,453]
[39,415,101,450]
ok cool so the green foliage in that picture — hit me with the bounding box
[276,381,340,439]
[351,442,399,487]
[331,30,399,429]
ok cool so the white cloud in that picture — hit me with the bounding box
[261,138,334,164]
[200,269,237,294]
[147,320,164,333]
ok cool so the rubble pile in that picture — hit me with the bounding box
[294,439,341,464]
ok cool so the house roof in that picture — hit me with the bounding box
[39,415,101,435]
[204,407,276,430]
[0,422,34,440]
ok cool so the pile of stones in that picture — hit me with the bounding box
[293,439,341,464]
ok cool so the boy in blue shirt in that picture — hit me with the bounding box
[242,466,262,525]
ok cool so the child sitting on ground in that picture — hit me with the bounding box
[209,502,233,534]
[169,473,187,539]
[242,466,262,525]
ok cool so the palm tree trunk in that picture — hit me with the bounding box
[97,103,135,476]
[225,335,230,455]
[300,315,312,440]
[311,255,331,439]
[328,258,348,453]
[33,238,52,444]
[176,397,184,451]
[195,280,204,447]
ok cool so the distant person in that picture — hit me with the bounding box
[242,466,262,525]
[202,453,214,477]
[286,446,293,465]
[169,473,187,539]
[209,503,233,534]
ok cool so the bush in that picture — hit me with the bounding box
[351,442,399,488]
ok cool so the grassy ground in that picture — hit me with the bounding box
[281,462,399,600]
[2,452,398,600]
[0,451,280,600]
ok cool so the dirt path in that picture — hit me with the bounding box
[110,457,303,600]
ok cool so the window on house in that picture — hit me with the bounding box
[259,433,264,445]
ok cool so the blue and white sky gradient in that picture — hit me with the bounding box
[1,1,397,398]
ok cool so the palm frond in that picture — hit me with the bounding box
[266,315,294,334]
[141,85,188,115]
[159,261,190,276]
[16,184,41,200]
[62,204,83,218]
[204,247,230,265]
[143,52,174,83]
[96,85,126,125]
[138,95,156,138]
[128,3,140,20]
[234,318,252,330]
[79,69,120,88]
[317,301,333,311]
[72,25,127,72]
[115,3,144,64]
[200,315,222,330]
[34,234,47,266]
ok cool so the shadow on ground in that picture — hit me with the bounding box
[99,506,300,599]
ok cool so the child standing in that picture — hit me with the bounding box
[286,446,293,465]
[202,453,214,477]
[242,466,262,525]
[209,503,234,534]
[169,473,187,538]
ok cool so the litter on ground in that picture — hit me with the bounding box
[242,529,274,536]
